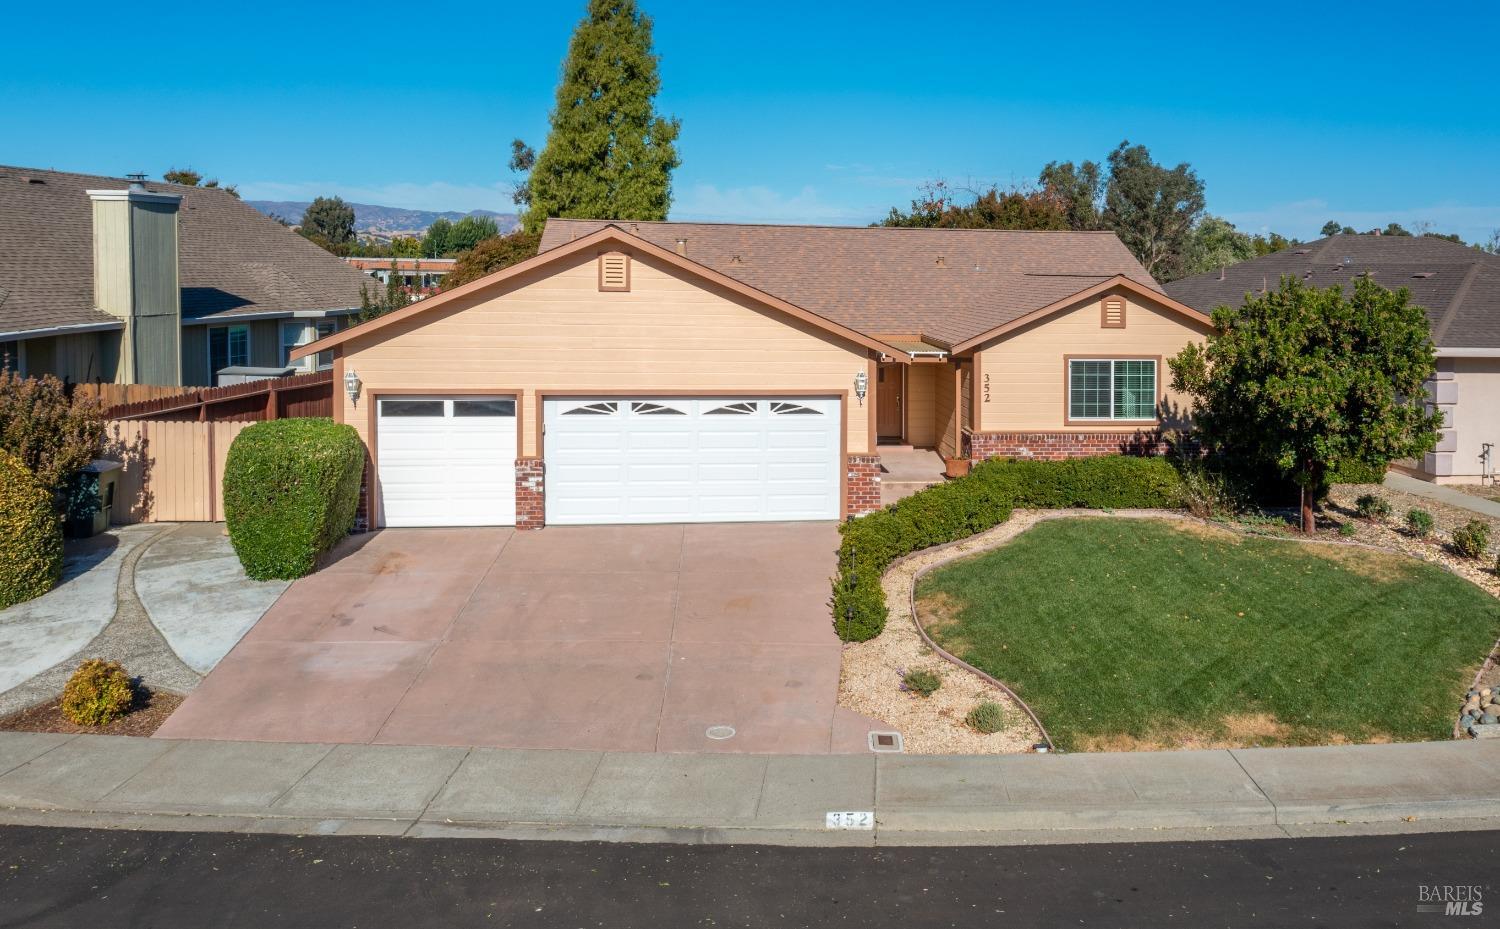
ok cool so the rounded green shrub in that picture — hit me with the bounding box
[1453,520,1492,560]
[1338,521,1358,538]
[223,418,364,580]
[1406,509,1434,538]
[965,700,1009,734]
[902,668,942,697]
[60,658,134,726]
[1354,493,1391,520]
[0,449,63,608]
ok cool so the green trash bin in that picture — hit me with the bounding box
[64,459,122,538]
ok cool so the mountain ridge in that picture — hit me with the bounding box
[246,200,520,239]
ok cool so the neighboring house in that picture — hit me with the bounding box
[0,166,378,386]
[296,219,1214,530]
[345,257,456,296]
[1168,234,1500,484]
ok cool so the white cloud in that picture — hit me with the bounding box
[1223,199,1500,243]
[235,179,519,213]
[671,183,878,224]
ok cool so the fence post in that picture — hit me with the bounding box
[265,383,279,421]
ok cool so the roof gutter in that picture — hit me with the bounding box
[0,320,124,341]
[1436,347,1500,358]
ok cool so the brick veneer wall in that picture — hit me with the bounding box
[967,430,1175,461]
[515,457,545,530]
[846,454,882,518]
[352,455,371,533]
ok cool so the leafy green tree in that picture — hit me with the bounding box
[1183,215,1257,276]
[389,236,423,258]
[1251,231,1299,256]
[163,168,202,186]
[1102,141,1206,282]
[1169,277,1441,533]
[518,0,681,234]
[880,181,1068,230]
[447,215,500,253]
[440,231,542,290]
[1038,160,1103,230]
[300,197,356,246]
[423,217,454,257]
[1320,220,1346,237]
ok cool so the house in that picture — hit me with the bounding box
[294,219,1214,529]
[1167,234,1500,484]
[345,257,457,296]
[0,166,378,386]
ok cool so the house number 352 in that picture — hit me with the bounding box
[982,372,991,403]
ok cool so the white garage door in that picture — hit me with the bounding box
[376,396,517,527]
[543,397,841,525]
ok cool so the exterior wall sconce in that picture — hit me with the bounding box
[344,367,362,407]
[853,370,868,405]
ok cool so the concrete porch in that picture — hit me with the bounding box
[877,446,946,506]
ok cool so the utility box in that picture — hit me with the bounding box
[65,459,123,537]
[215,366,296,386]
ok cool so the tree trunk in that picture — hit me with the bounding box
[1300,485,1315,534]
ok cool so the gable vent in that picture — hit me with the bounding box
[1101,295,1127,329]
[598,252,630,292]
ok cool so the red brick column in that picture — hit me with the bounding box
[967,431,1173,461]
[846,454,882,518]
[352,453,372,533]
[515,457,545,530]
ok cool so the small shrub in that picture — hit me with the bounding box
[1338,521,1358,538]
[965,701,1009,734]
[1354,493,1391,520]
[0,449,63,608]
[60,659,134,726]
[1406,509,1434,538]
[223,418,364,580]
[0,371,105,508]
[902,668,942,697]
[1453,520,1492,560]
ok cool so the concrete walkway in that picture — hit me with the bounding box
[2,732,1499,845]
[1386,471,1500,519]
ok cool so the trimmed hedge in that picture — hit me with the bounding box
[0,449,63,608]
[833,456,1184,642]
[223,418,364,580]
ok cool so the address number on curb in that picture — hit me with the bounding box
[825,811,874,830]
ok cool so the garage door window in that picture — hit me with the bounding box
[563,401,619,415]
[631,401,686,415]
[380,399,444,417]
[454,399,516,417]
[705,401,756,415]
[771,401,821,415]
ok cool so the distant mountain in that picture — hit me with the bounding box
[246,200,520,239]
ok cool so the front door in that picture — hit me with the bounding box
[876,362,903,441]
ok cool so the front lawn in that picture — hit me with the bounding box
[916,517,1500,751]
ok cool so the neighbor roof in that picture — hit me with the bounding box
[0,166,377,338]
[539,219,1165,345]
[1165,234,1500,351]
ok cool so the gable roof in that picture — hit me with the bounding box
[293,225,907,361]
[538,219,1163,345]
[0,166,378,338]
[1165,234,1500,351]
[950,275,1212,353]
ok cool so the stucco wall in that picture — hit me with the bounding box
[1453,358,1500,479]
[975,288,1211,433]
[337,250,874,458]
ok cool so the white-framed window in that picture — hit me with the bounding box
[280,319,339,370]
[208,324,250,376]
[1068,358,1157,421]
[280,322,305,367]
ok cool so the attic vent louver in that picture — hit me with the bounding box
[1101,295,1126,329]
[935,256,947,269]
[598,252,630,292]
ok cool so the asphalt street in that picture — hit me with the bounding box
[0,825,1495,928]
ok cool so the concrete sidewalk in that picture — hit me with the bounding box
[3,732,1500,846]
[1385,471,1500,519]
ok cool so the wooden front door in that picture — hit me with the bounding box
[876,362,903,440]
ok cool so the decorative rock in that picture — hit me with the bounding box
[1482,713,1497,726]
[1461,713,1476,728]
[1473,724,1500,740]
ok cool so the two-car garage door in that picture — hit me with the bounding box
[375,395,841,527]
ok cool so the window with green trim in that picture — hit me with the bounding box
[1068,359,1156,421]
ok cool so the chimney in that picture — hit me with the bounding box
[88,180,183,385]
[675,237,687,257]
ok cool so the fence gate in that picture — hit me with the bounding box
[105,420,252,523]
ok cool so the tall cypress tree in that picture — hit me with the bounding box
[519,0,681,234]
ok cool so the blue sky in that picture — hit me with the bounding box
[5,1,1497,241]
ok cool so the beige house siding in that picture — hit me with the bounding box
[1452,359,1500,479]
[975,289,1212,432]
[904,363,938,447]
[338,250,875,459]
[934,362,958,458]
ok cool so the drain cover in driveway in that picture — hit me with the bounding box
[706,725,736,740]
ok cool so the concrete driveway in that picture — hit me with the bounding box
[155,523,883,753]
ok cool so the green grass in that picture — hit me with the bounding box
[916,518,1500,752]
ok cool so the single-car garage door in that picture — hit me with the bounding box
[543,397,841,525]
[377,395,517,527]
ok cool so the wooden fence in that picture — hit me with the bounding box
[105,420,253,523]
[105,369,333,422]
[71,382,196,407]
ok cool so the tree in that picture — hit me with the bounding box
[1320,220,1344,237]
[389,236,423,258]
[1251,231,1299,256]
[440,230,542,290]
[163,168,202,186]
[1483,230,1500,255]
[1183,215,1257,276]
[447,215,500,253]
[1102,141,1206,282]
[1038,160,1103,230]
[518,0,681,234]
[300,196,356,246]
[508,140,536,209]
[423,217,454,257]
[1169,277,1441,533]
[880,181,1068,230]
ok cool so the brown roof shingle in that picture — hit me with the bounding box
[0,166,378,337]
[538,219,1162,345]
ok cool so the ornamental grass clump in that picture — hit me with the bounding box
[1453,520,1492,560]
[0,449,63,608]
[60,659,134,726]
[965,701,1009,734]
[902,668,942,697]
